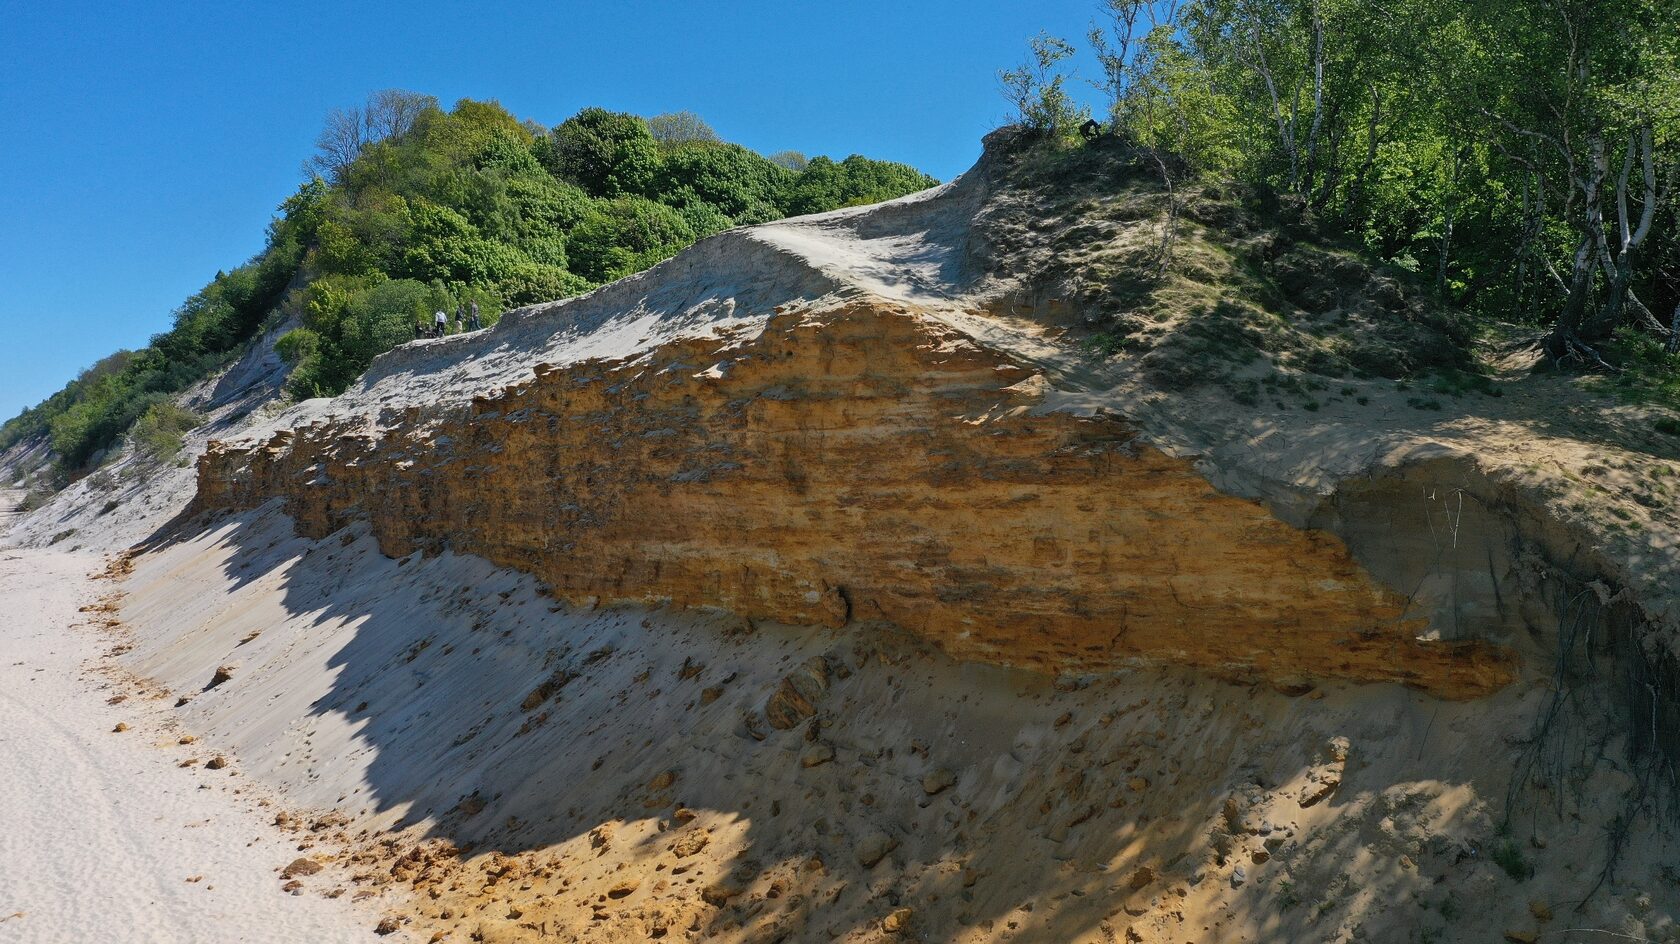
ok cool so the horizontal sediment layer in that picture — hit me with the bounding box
[197,302,1514,697]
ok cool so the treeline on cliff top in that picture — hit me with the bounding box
[1005,0,1679,387]
[1,97,936,472]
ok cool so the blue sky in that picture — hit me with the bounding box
[0,0,1108,420]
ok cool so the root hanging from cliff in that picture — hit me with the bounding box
[1503,561,1680,908]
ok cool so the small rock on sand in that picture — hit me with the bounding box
[922,767,957,794]
[856,831,898,867]
[670,830,709,858]
[282,857,324,878]
[701,881,742,906]
[111,722,128,733]
[882,907,913,933]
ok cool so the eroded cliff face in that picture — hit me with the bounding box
[197,302,1513,697]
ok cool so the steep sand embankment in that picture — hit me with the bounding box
[93,500,1673,943]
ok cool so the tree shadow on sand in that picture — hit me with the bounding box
[121,501,1659,943]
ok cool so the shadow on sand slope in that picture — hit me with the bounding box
[110,501,1677,943]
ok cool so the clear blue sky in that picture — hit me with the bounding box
[0,0,1107,421]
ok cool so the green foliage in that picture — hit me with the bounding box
[783,156,939,215]
[999,33,1089,136]
[284,277,435,397]
[646,111,720,145]
[397,200,541,286]
[3,95,939,471]
[131,400,204,459]
[568,197,696,283]
[542,108,659,197]
[1595,327,1680,408]
[1491,839,1534,882]
[274,327,319,366]
[652,141,792,224]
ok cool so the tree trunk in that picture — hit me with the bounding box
[1545,134,1608,357]
[1579,125,1657,340]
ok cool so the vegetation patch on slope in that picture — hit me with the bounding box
[1,96,935,475]
[971,133,1476,407]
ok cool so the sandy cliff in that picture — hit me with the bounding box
[11,131,1680,942]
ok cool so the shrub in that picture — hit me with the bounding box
[651,141,791,223]
[542,108,659,197]
[782,155,938,216]
[1491,839,1533,881]
[287,277,433,397]
[131,400,204,459]
[567,197,695,283]
[275,327,320,365]
[497,264,591,307]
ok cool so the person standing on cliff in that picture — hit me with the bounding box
[468,300,482,331]
[433,309,448,338]
[455,303,465,334]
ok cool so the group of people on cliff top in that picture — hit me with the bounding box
[422,300,482,339]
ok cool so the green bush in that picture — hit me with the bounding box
[567,197,695,283]
[651,141,791,223]
[541,108,659,197]
[274,327,320,365]
[782,155,938,215]
[497,264,591,307]
[131,400,204,459]
[286,277,434,397]
[1491,839,1533,882]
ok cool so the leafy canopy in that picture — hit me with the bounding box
[3,97,938,472]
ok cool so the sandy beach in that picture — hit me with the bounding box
[0,545,385,944]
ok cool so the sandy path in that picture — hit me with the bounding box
[0,547,384,944]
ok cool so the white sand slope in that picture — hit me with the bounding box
[0,546,388,944]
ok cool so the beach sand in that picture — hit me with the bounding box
[0,543,392,944]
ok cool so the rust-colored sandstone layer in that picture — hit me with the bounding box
[197,303,1514,697]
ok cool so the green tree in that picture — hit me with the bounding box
[651,141,792,224]
[542,108,659,197]
[782,156,938,215]
[567,197,695,282]
[999,33,1088,136]
[647,111,721,145]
